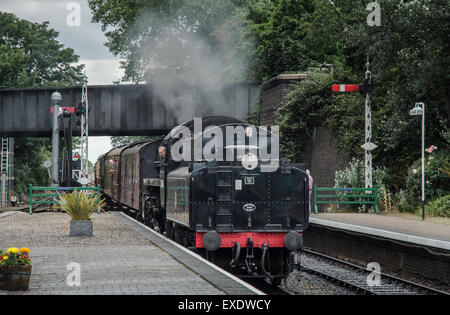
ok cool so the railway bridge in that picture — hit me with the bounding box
[0,82,261,137]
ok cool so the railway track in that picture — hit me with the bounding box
[298,249,449,295]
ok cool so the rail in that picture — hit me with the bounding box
[299,249,448,295]
[28,184,101,215]
[313,186,378,214]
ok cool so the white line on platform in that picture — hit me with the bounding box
[310,217,450,251]
[118,212,266,295]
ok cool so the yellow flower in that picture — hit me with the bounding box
[19,247,30,254]
[6,247,19,254]
[2,256,8,261]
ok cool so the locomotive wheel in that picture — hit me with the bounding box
[138,208,145,223]
[151,217,161,233]
[174,230,182,244]
[140,197,149,224]
[140,207,152,227]
[165,221,175,240]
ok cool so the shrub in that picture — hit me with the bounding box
[57,190,105,221]
[397,189,417,213]
[421,195,450,218]
[334,158,390,212]
[279,71,334,162]
[403,149,450,212]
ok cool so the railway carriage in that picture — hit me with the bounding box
[120,140,163,217]
[100,146,128,201]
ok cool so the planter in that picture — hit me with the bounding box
[0,265,32,291]
[70,220,93,236]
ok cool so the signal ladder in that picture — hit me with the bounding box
[1,138,9,207]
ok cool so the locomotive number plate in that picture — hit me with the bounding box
[244,176,255,185]
[243,203,256,212]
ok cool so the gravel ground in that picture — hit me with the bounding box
[280,251,449,295]
[281,269,357,295]
[0,211,151,248]
[379,266,450,294]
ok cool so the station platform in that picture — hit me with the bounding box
[310,213,450,251]
[0,211,263,295]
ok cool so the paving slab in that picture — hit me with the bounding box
[0,212,230,295]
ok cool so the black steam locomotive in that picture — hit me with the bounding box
[95,116,309,284]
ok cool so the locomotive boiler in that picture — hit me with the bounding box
[95,116,309,284]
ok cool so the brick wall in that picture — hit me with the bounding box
[260,74,307,126]
[260,74,348,188]
[308,127,348,188]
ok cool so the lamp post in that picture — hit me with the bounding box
[51,92,62,188]
[409,102,425,220]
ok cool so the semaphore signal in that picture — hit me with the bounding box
[332,84,360,93]
[332,58,376,207]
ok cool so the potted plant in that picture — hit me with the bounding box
[0,247,32,291]
[58,190,105,237]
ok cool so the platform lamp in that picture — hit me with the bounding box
[51,91,62,188]
[409,102,425,220]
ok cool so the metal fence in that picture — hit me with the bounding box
[29,185,101,215]
[313,186,378,214]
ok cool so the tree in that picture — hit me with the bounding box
[0,12,86,196]
[247,0,316,80]
[343,0,450,188]
[13,138,52,195]
[244,0,364,80]
[0,12,85,88]
[277,0,449,191]
[88,0,245,82]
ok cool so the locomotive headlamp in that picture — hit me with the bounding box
[284,231,303,251]
[202,231,221,251]
[241,153,258,170]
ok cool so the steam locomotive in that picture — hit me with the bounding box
[95,116,309,284]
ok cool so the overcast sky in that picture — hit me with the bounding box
[0,0,120,163]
